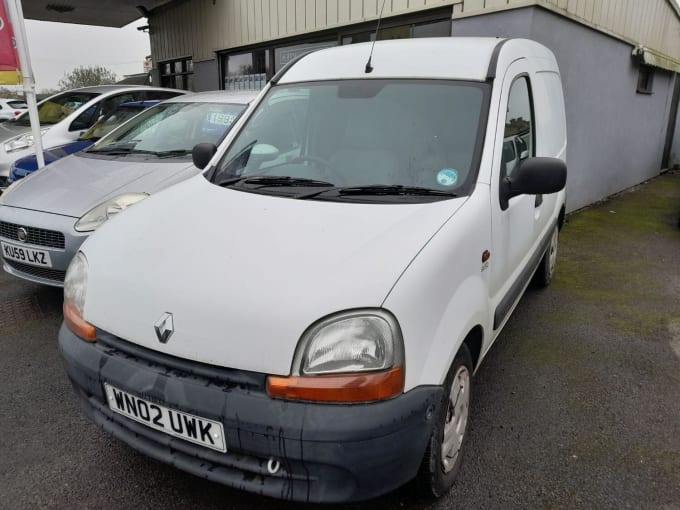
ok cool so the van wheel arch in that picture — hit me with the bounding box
[463,325,484,372]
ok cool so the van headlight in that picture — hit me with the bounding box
[4,128,49,153]
[75,192,148,232]
[63,252,95,341]
[266,310,405,403]
[298,314,399,374]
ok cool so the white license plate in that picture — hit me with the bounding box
[104,383,226,453]
[1,240,52,267]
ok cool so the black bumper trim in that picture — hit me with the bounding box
[60,324,442,503]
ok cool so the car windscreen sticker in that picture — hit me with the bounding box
[437,169,458,187]
[207,112,237,126]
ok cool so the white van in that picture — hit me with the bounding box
[59,38,567,503]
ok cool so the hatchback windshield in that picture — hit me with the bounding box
[87,101,247,157]
[212,80,488,202]
[79,105,146,141]
[15,91,99,126]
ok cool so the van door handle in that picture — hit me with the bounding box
[535,194,543,207]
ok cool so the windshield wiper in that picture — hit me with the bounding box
[87,146,190,157]
[87,145,139,155]
[217,175,335,188]
[298,184,457,199]
[153,149,192,158]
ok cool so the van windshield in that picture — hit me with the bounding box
[212,80,489,202]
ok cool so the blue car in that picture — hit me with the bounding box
[8,100,159,183]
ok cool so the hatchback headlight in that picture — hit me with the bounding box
[4,128,49,153]
[75,193,148,232]
[63,252,95,341]
[267,310,405,403]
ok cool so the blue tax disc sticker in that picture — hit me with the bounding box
[436,169,458,187]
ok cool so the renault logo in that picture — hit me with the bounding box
[154,312,174,343]
[17,227,28,243]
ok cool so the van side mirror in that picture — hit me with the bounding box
[500,157,567,210]
[192,143,217,170]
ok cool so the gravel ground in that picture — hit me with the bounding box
[1,171,679,509]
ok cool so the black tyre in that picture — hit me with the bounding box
[533,225,559,287]
[415,344,473,498]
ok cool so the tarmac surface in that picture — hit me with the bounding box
[1,171,679,509]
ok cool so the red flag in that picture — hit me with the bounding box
[0,0,21,85]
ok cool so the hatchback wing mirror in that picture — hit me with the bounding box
[500,157,567,210]
[192,143,217,170]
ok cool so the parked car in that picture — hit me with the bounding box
[8,100,160,183]
[0,90,257,286]
[58,38,567,503]
[0,98,28,121]
[0,85,185,190]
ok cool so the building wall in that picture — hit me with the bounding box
[151,0,460,62]
[461,0,680,66]
[150,0,680,66]
[453,6,677,211]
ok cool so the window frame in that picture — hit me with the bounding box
[159,56,194,91]
[499,73,537,210]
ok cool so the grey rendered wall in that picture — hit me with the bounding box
[193,60,219,92]
[452,6,677,211]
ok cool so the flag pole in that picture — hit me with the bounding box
[6,0,45,169]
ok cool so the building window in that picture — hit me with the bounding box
[223,50,270,91]
[218,9,450,92]
[341,17,450,45]
[221,40,337,91]
[637,64,654,94]
[273,41,337,73]
[160,57,193,91]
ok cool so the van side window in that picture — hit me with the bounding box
[502,77,534,178]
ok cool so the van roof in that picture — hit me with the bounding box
[278,37,553,84]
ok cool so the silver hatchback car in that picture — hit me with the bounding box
[0,90,257,287]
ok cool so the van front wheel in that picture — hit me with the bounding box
[415,344,473,498]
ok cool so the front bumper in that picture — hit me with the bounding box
[59,325,442,503]
[0,205,87,286]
